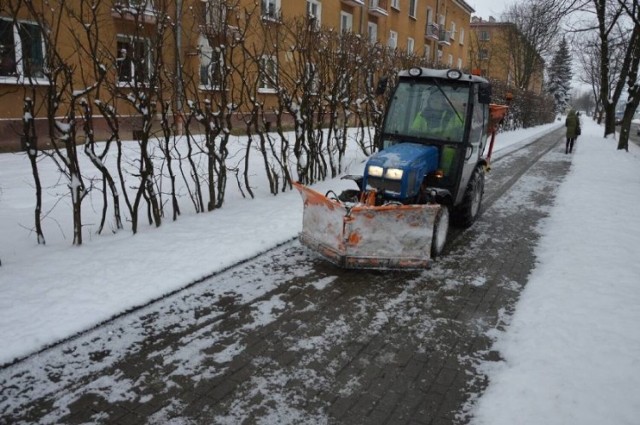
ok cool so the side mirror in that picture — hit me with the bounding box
[478,82,492,104]
[376,77,388,96]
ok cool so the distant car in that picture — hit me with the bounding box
[615,110,624,125]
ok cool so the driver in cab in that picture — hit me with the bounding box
[411,92,465,141]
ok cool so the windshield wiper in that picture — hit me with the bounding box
[430,77,463,123]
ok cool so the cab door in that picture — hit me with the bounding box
[454,85,486,205]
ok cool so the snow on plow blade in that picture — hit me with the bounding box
[293,182,440,270]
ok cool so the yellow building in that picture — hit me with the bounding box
[468,16,544,94]
[0,0,475,150]
[291,0,475,68]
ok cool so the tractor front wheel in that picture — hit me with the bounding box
[453,166,485,228]
[431,205,450,259]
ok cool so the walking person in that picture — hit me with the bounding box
[565,109,580,154]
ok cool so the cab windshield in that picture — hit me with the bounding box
[382,80,469,143]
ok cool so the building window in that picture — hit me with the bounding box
[116,35,151,85]
[0,18,46,83]
[479,49,488,60]
[450,22,456,40]
[261,0,280,21]
[340,11,353,32]
[457,58,463,69]
[388,30,398,49]
[447,54,453,66]
[426,7,433,24]
[479,30,490,41]
[199,36,222,90]
[424,44,431,60]
[459,28,465,45]
[307,0,322,27]
[259,55,277,93]
[409,0,417,18]
[368,21,377,43]
[407,37,414,54]
[391,0,400,9]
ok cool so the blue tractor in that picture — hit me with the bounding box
[294,68,508,269]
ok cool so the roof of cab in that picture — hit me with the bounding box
[398,67,488,84]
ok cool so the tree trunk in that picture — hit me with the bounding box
[603,101,617,137]
[23,98,46,245]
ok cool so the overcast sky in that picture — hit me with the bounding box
[469,0,510,20]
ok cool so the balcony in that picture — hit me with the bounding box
[111,0,156,24]
[438,30,451,46]
[425,23,439,41]
[199,25,241,44]
[341,0,365,7]
[369,0,388,16]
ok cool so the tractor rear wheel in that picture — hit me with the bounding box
[431,205,450,259]
[453,166,485,228]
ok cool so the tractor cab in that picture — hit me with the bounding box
[373,68,493,209]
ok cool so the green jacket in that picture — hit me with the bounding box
[411,110,463,140]
[566,110,580,138]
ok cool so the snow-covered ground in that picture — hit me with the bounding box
[1,118,639,423]
[470,119,640,425]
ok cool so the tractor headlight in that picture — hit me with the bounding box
[385,168,404,180]
[368,165,384,177]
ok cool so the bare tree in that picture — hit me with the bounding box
[178,113,206,213]
[110,4,165,233]
[276,16,328,184]
[151,0,182,221]
[318,29,359,178]
[573,0,640,141]
[16,1,95,245]
[613,0,640,151]
[183,0,245,211]
[22,97,46,244]
[63,0,124,234]
[501,0,576,91]
[571,89,596,115]
[1,1,47,244]
[250,15,318,185]
[359,42,405,155]
[575,34,604,120]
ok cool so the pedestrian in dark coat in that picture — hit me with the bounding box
[565,110,580,154]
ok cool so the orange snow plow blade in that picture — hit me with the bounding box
[293,182,440,270]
